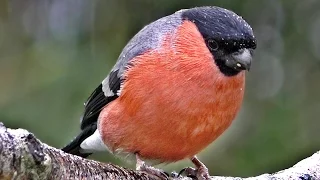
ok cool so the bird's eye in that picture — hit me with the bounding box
[207,39,218,51]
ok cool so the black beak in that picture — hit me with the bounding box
[225,48,252,71]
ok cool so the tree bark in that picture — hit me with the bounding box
[0,122,319,180]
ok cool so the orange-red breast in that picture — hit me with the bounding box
[62,6,256,179]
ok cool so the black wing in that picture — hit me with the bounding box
[62,69,121,157]
[80,69,121,129]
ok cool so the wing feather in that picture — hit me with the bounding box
[80,70,120,130]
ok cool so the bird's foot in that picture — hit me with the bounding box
[178,166,210,180]
[178,156,210,180]
[137,164,169,180]
[136,154,169,180]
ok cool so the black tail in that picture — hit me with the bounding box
[62,123,97,158]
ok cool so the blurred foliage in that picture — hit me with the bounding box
[0,0,320,177]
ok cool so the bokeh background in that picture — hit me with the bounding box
[0,0,320,177]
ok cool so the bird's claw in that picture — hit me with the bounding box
[137,162,169,180]
[178,166,210,180]
[170,171,180,178]
[136,154,169,179]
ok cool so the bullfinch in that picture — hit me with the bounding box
[62,6,256,180]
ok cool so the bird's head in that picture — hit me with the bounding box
[181,6,257,76]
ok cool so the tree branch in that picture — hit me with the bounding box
[0,122,319,180]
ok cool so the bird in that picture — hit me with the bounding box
[62,6,256,180]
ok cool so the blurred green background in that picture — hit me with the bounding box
[0,0,320,177]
